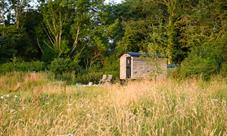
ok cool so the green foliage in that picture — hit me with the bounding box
[49,58,80,75]
[179,30,227,80]
[117,20,151,54]
[102,55,119,79]
[220,62,227,77]
[41,0,72,57]
[180,46,218,80]
[0,60,45,73]
[75,57,119,84]
[0,24,41,63]
[1,0,227,81]
[56,71,76,84]
[75,71,103,84]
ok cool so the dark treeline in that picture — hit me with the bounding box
[0,0,227,81]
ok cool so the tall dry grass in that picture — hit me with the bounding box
[0,72,227,136]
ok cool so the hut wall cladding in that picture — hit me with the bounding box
[131,57,152,79]
[120,53,168,80]
[120,54,130,79]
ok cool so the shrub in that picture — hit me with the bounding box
[73,56,119,84]
[75,71,104,84]
[220,62,227,77]
[179,31,227,80]
[179,44,222,80]
[180,57,217,80]
[56,71,76,84]
[49,58,80,75]
[102,55,120,81]
[48,57,118,84]
[0,61,45,73]
[74,69,118,84]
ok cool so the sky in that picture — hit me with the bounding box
[105,0,124,4]
[112,0,123,3]
[26,0,124,9]
[28,0,124,7]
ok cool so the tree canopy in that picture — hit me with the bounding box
[0,0,227,79]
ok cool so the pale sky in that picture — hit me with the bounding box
[105,0,124,4]
[27,0,124,9]
[29,0,124,7]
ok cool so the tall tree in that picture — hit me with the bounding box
[70,0,111,68]
[41,0,72,57]
[163,0,177,64]
[8,0,30,29]
[0,0,5,24]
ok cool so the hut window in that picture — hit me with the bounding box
[127,59,130,64]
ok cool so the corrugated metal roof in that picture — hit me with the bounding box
[126,52,165,58]
[128,52,143,57]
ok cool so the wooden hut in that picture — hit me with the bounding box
[120,52,167,80]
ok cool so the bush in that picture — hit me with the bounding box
[55,71,76,84]
[179,31,227,80]
[102,55,120,81]
[0,61,45,73]
[220,62,227,77]
[75,71,104,84]
[49,58,80,75]
[180,57,217,80]
[48,57,119,84]
[75,70,119,84]
[179,44,223,80]
[73,56,119,84]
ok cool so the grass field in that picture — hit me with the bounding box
[0,72,227,136]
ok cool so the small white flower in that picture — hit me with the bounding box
[14,95,18,98]
[0,96,4,99]
[6,94,10,98]
[68,133,74,136]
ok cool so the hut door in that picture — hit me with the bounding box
[126,57,131,78]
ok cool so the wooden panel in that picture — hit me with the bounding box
[131,57,152,79]
[131,57,167,80]
[120,54,130,79]
[120,54,167,80]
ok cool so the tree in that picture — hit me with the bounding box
[0,0,5,24]
[8,0,31,29]
[41,0,72,57]
[116,0,156,55]
[70,0,115,69]
[70,0,92,56]
[163,0,177,64]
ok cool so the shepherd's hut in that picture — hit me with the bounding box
[120,52,167,80]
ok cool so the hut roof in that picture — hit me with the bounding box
[122,52,166,58]
[128,52,143,57]
[127,52,159,57]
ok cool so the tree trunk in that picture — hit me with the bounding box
[167,17,174,64]
[164,0,177,64]
[15,3,20,29]
[71,25,80,55]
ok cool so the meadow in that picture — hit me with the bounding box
[0,72,227,136]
